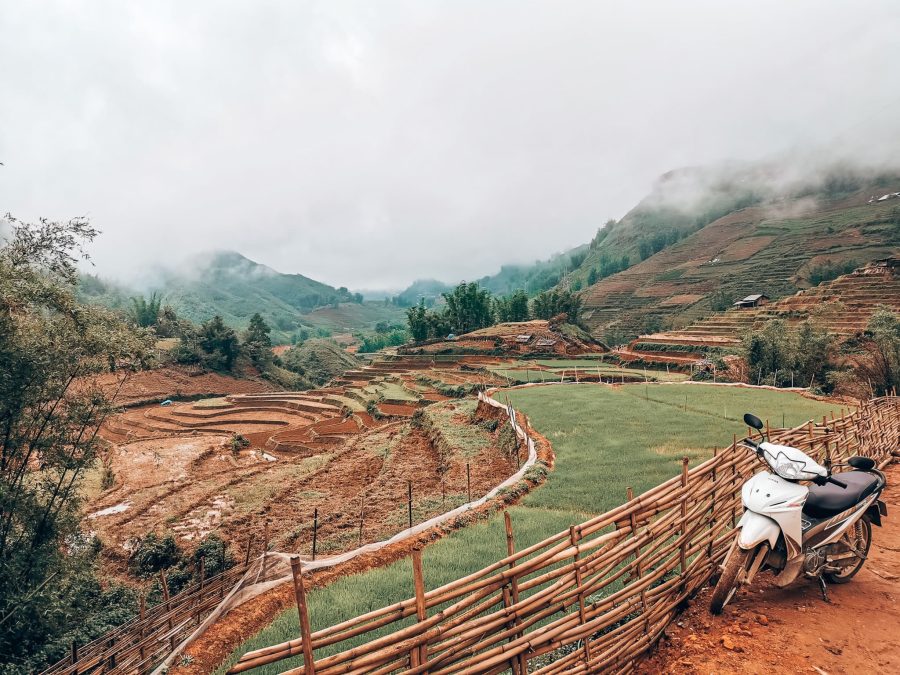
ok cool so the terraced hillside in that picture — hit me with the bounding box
[625,257,900,365]
[580,188,900,340]
[399,319,607,356]
[89,356,518,575]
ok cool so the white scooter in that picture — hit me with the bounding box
[710,413,887,614]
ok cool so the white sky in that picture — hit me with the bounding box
[2,1,899,289]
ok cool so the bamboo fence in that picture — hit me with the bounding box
[226,396,900,675]
[42,558,254,675]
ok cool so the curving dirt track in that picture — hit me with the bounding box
[643,463,900,674]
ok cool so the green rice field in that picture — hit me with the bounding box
[217,383,845,673]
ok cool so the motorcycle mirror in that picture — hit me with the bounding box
[743,413,764,431]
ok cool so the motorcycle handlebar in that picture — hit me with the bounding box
[827,475,848,489]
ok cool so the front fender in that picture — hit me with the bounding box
[737,510,780,550]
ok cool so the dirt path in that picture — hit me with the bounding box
[643,463,900,674]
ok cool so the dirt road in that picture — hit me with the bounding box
[643,464,900,674]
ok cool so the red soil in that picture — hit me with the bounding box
[642,463,900,674]
[169,414,556,675]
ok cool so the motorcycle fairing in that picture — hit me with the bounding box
[741,471,807,558]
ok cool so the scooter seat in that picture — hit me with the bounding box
[803,471,879,520]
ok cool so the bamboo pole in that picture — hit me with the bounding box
[569,525,590,664]
[411,550,428,671]
[504,511,528,675]
[290,557,316,675]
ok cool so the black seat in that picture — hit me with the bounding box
[804,471,879,520]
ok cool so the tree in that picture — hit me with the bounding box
[442,282,493,334]
[197,315,239,370]
[856,308,900,396]
[243,313,272,366]
[129,292,161,327]
[743,318,834,388]
[507,290,529,322]
[0,215,150,669]
[406,301,429,342]
[587,268,599,285]
[531,289,583,324]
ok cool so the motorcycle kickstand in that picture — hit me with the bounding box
[817,575,830,603]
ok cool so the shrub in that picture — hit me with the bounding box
[129,533,181,578]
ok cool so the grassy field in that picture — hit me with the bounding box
[491,362,689,383]
[217,383,844,673]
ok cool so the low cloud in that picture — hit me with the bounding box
[2,1,899,288]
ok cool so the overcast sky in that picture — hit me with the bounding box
[2,1,899,290]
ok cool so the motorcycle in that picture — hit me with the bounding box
[710,412,888,614]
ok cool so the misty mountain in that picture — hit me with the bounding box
[78,251,406,343]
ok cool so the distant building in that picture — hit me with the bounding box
[732,294,770,309]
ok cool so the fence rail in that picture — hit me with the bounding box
[227,396,899,675]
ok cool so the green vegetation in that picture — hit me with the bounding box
[632,342,716,354]
[407,282,564,342]
[807,259,858,286]
[531,288,583,323]
[840,308,900,397]
[490,362,689,383]
[281,339,359,387]
[0,215,152,671]
[78,251,406,344]
[220,384,839,673]
[744,318,834,388]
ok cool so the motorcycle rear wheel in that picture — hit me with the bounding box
[825,519,872,584]
[710,545,755,614]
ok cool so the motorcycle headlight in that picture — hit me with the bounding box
[774,458,806,480]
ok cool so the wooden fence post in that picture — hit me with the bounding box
[312,508,318,561]
[466,463,472,502]
[504,511,528,675]
[410,550,428,671]
[244,533,254,566]
[408,481,414,529]
[290,557,315,675]
[709,448,717,559]
[569,526,590,665]
[160,570,175,650]
[679,457,690,595]
[197,555,206,625]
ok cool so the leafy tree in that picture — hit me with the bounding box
[425,311,452,339]
[243,313,272,366]
[0,214,150,669]
[709,289,732,312]
[531,289,583,324]
[587,268,599,285]
[197,315,240,371]
[743,318,834,388]
[129,292,162,327]
[855,308,900,396]
[493,290,530,323]
[406,301,429,342]
[442,282,493,334]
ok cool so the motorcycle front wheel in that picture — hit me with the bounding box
[710,544,756,614]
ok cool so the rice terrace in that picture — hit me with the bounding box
[4,4,900,675]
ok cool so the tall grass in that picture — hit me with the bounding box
[217,383,842,673]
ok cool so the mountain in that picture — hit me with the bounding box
[78,251,407,344]
[394,245,591,307]
[571,165,900,342]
